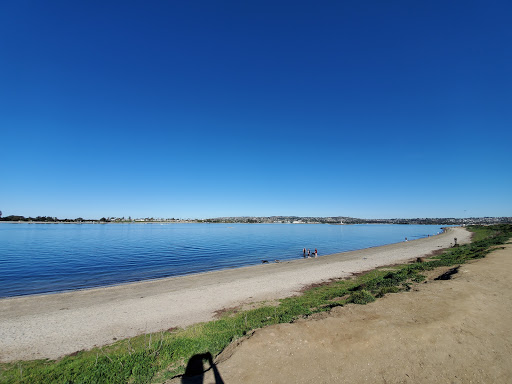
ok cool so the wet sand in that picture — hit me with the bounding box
[0,227,470,362]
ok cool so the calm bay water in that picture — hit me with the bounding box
[0,223,446,298]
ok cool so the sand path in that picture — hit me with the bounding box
[0,227,470,362]
[178,238,512,383]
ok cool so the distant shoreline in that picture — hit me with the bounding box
[0,221,454,224]
[1,216,510,225]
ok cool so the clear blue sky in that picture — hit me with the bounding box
[1,1,511,219]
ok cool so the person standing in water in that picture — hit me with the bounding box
[303,248,306,258]
[314,248,318,257]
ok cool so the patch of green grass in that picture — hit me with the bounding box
[348,289,376,304]
[468,225,497,242]
[1,224,511,383]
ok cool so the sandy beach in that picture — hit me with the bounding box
[0,227,470,363]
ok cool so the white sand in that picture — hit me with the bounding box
[0,227,471,362]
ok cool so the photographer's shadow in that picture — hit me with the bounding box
[181,352,224,384]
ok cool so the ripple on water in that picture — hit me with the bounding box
[0,223,448,297]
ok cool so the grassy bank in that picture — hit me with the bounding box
[1,225,511,384]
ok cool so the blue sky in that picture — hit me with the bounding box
[1,1,511,219]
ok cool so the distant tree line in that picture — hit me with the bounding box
[0,215,90,222]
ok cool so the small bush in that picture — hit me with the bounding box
[374,286,401,298]
[411,274,426,283]
[349,290,376,305]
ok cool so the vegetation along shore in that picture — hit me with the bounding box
[1,224,511,383]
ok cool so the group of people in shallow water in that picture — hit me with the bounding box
[303,248,318,258]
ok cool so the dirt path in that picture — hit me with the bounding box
[178,243,512,384]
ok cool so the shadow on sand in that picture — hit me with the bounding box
[181,352,225,384]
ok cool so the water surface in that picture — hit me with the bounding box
[0,223,446,297]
